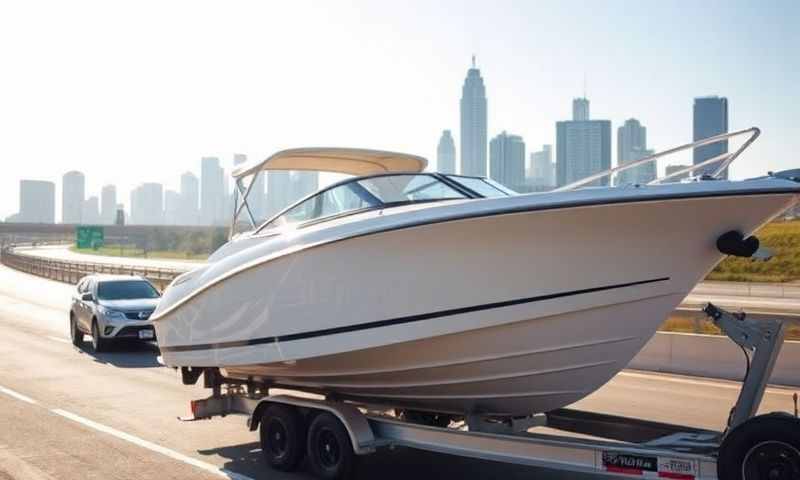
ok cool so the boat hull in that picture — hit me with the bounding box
[222,293,683,415]
[153,187,797,415]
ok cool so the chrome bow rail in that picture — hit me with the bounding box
[554,127,761,192]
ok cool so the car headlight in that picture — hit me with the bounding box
[98,306,126,321]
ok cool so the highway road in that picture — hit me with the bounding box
[0,265,798,479]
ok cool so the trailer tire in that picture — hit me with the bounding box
[259,404,305,472]
[306,412,355,480]
[717,413,800,480]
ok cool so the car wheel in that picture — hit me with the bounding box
[91,319,109,353]
[70,313,83,347]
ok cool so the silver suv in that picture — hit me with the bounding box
[69,274,161,352]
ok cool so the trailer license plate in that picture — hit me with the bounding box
[602,451,697,479]
[139,330,154,340]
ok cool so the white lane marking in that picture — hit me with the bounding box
[47,336,71,344]
[51,409,254,480]
[0,385,39,405]
[619,371,795,396]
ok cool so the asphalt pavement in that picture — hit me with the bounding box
[0,264,797,479]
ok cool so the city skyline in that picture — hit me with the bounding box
[1,1,798,219]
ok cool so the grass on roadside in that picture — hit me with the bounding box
[70,245,207,261]
[658,314,800,341]
[707,219,800,283]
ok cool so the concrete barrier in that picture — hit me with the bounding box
[630,331,800,386]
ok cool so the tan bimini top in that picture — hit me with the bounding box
[232,147,429,179]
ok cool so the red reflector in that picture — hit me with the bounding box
[606,466,643,476]
[659,473,694,480]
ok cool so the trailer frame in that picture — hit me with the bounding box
[178,304,799,479]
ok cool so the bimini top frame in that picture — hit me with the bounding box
[554,127,761,192]
[228,148,429,238]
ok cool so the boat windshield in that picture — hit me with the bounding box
[445,175,518,197]
[259,174,466,232]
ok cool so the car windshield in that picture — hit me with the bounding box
[446,175,517,197]
[97,280,160,300]
[259,174,466,232]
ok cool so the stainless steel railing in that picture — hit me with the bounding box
[554,127,761,192]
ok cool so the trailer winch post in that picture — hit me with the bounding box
[703,303,786,431]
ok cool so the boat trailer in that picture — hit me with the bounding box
[180,304,799,479]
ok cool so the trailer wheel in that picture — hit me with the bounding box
[259,404,305,472]
[306,412,355,480]
[717,413,800,480]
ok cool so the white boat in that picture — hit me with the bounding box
[151,128,800,416]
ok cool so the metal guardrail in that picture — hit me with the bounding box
[0,243,184,290]
[693,281,800,299]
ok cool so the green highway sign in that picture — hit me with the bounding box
[76,226,104,249]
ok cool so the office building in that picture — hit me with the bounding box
[82,197,101,225]
[489,131,526,190]
[460,57,488,176]
[556,98,612,187]
[62,171,85,224]
[693,96,729,179]
[180,171,199,225]
[201,156,225,226]
[436,130,456,174]
[529,145,555,189]
[101,185,117,225]
[164,189,181,225]
[18,180,55,223]
[130,183,164,225]
[617,119,656,185]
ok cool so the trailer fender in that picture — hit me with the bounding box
[248,395,377,455]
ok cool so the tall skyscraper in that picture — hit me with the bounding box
[101,185,117,225]
[62,171,85,224]
[489,131,526,190]
[18,180,55,223]
[82,197,101,225]
[460,57,488,176]
[130,183,164,225]
[556,98,612,187]
[436,130,456,174]
[201,156,225,226]
[693,96,729,179]
[180,171,199,225]
[617,119,656,185]
[529,145,555,189]
[572,97,590,121]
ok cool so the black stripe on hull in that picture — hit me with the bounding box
[159,276,670,353]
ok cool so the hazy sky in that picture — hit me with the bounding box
[1,0,798,220]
